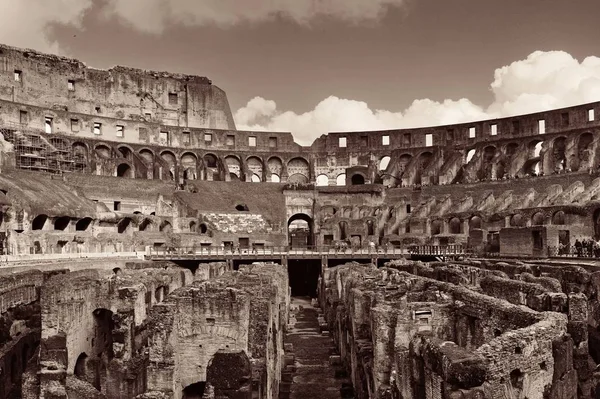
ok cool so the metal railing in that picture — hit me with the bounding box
[548,245,600,258]
[148,244,467,258]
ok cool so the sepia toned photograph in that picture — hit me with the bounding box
[0,0,598,398]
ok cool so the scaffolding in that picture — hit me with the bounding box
[1,123,87,174]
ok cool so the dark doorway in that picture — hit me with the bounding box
[288,259,321,297]
[288,214,313,248]
[182,381,206,399]
[351,174,365,185]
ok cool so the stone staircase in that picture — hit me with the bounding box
[279,297,353,399]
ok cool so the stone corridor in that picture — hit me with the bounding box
[280,297,353,399]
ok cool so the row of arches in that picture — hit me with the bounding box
[31,215,93,232]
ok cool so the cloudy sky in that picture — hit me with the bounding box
[1,0,600,144]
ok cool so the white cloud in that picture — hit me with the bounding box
[0,0,92,53]
[235,51,600,145]
[101,0,408,33]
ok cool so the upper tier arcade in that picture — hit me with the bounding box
[0,43,236,130]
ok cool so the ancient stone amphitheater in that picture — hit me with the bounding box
[0,43,599,398]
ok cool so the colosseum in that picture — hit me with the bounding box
[0,43,599,399]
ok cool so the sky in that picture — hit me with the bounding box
[1,0,600,144]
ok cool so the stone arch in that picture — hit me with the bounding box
[200,223,208,234]
[351,173,365,185]
[189,221,197,233]
[466,148,476,164]
[505,142,520,158]
[336,174,346,186]
[551,136,568,172]
[510,214,525,227]
[139,218,153,232]
[339,221,349,240]
[181,152,198,180]
[204,153,218,168]
[469,216,482,230]
[74,353,88,381]
[415,151,433,185]
[117,218,132,234]
[379,156,391,171]
[287,157,310,183]
[94,144,111,159]
[116,163,132,178]
[267,156,283,182]
[430,220,442,235]
[316,174,329,186]
[54,216,70,231]
[552,210,566,225]
[449,217,462,234]
[72,142,88,161]
[575,132,594,171]
[480,146,497,180]
[161,150,177,166]
[76,217,93,231]
[117,145,134,161]
[366,219,375,236]
[288,213,313,248]
[246,156,264,182]
[225,155,242,180]
[532,212,545,226]
[205,351,252,399]
[160,220,173,233]
[396,154,412,176]
[32,214,48,230]
[139,148,154,165]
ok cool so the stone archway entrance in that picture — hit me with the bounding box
[288,214,314,249]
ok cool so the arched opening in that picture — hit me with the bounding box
[139,218,152,232]
[379,156,391,171]
[76,217,92,231]
[155,286,166,303]
[339,221,349,240]
[466,149,476,164]
[225,156,242,180]
[181,153,197,180]
[552,211,566,225]
[575,132,594,171]
[182,382,207,399]
[479,146,496,180]
[415,152,433,185]
[90,308,114,390]
[316,174,329,186]
[552,137,567,172]
[235,204,249,212]
[351,174,365,185]
[116,163,132,178]
[54,216,70,231]
[95,145,111,159]
[117,218,132,234]
[449,217,462,234]
[270,174,280,183]
[336,174,346,186]
[288,214,313,248]
[32,214,48,230]
[246,156,264,182]
[532,212,545,226]
[74,353,88,381]
[469,216,482,230]
[287,157,310,183]
[118,146,133,160]
[139,149,154,165]
[396,154,412,177]
[267,157,283,181]
[366,220,374,236]
[189,221,197,232]
[430,220,442,235]
[206,351,252,399]
[510,214,524,227]
[204,154,218,168]
[229,172,240,181]
[159,220,172,233]
[200,223,208,234]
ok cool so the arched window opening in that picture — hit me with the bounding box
[118,146,132,160]
[469,216,482,230]
[532,212,545,226]
[159,220,172,233]
[200,223,208,234]
[270,174,281,183]
[449,217,462,234]
[189,221,197,232]
[431,220,442,235]
[75,218,92,231]
[54,216,70,231]
[139,219,152,232]
[379,156,391,171]
[117,218,132,234]
[32,215,48,231]
[510,214,524,227]
[367,220,374,236]
[351,174,365,185]
[95,145,111,159]
[251,174,261,182]
[183,382,207,399]
[339,221,348,240]
[466,149,476,164]
[204,154,218,168]
[74,353,88,381]
[116,163,132,178]
[552,211,566,225]
[316,174,329,186]
[288,214,313,248]
[336,174,346,186]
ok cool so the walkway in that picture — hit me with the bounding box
[280,297,352,399]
